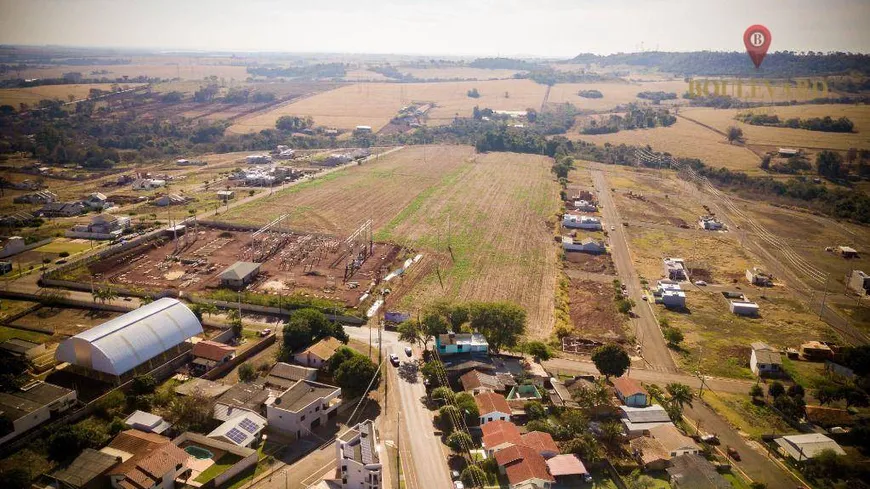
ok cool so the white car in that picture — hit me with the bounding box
[389,353,400,366]
[453,482,465,489]
[404,346,413,357]
[694,280,707,286]
[610,225,615,231]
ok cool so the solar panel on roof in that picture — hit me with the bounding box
[225,427,247,444]
[239,418,259,433]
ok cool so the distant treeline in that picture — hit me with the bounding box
[580,105,676,134]
[685,93,870,108]
[514,69,617,86]
[636,91,677,103]
[368,65,417,81]
[0,75,159,90]
[578,90,603,99]
[246,63,346,79]
[735,113,855,133]
[468,57,541,71]
[568,51,870,76]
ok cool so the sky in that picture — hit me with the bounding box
[1,0,869,57]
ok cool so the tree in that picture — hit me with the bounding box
[666,383,694,411]
[420,313,449,350]
[564,433,601,463]
[130,374,157,395]
[167,391,212,432]
[438,405,460,433]
[461,466,487,488]
[334,355,379,398]
[844,387,869,408]
[0,468,29,489]
[431,386,454,403]
[467,88,480,98]
[626,470,657,489]
[468,302,526,353]
[93,285,117,304]
[421,360,443,386]
[455,392,480,426]
[816,150,846,179]
[446,431,473,452]
[726,126,744,144]
[768,381,785,398]
[750,384,763,400]
[787,384,805,399]
[524,341,552,362]
[663,327,684,347]
[524,401,546,420]
[598,420,624,445]
[280,308,347,360]
[239,362,257,382]
[397,320,423,349]
[591,344,630,378]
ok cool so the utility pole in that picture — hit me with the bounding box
[396,410,401,489]
[819,273,830,319]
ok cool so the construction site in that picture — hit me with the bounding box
[84,217,407,306]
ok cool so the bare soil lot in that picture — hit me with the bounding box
[566,278,628,343]
[564,251,616,275]
[12,306,120,337]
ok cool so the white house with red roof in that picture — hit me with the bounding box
[474,392,512,425]
[494,445,555,489]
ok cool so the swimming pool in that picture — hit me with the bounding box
[184,445,214,460]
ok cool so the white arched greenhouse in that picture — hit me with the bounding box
[56,297,203,378]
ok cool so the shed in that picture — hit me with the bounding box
[838,246,858,258]
[775,433,845,461]
[0,338,46,359]
[729,300,759,316]
[612,376,649,407]
[219,261,261,289]
[750,342,782,376]
[124,410,172,434]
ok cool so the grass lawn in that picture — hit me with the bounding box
[701,391,792,440]
[781,357,827,389]
[195,453,243,483]
[32,239,93,255]
[225,445,272,489]
[0,299,38,322]
[723,472,753,489]
[0,324,53,344]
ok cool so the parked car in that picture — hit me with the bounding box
[451,470,460,480]
[610,225,615,231]
[389,353,400,366]
[700,434,719,445]
[694,280,707,286]
[726,446,740,461]
[453,482,464,489]
[260,328,272,337]
[404,346,413,357]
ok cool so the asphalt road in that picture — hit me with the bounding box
[591,169,677,372]
[345,326,452,489]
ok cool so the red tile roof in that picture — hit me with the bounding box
[193,340,236,362]
[475,392,511,416]
[546,454,588,477]
[521,431,559,455]
[481,420,522,449]
[612,376,648,398]
[494,445,554,485]
[107,430,189,489]
[460,369,504,392]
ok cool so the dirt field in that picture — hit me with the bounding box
[376,151,561,338]
[564,251,617,275]
[228,79,548,134]
[607,169,709,227]
[547,80,689,111]
[12,306,120,337]
[0,83,142,107]
[566,278,628,343]
[219,146,474,235]
[681,104,870,151]
[84,226,404,307]
[572,117,762,173]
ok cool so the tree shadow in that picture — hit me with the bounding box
[398,361,419,384]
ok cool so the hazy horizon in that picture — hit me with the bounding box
[1,0,870,57]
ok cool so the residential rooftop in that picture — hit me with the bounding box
[273,380,339,412]
[0,381,74,421]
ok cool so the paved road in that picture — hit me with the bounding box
[345,326,451,489]
[542,357,752,395]
[591,170,677,372]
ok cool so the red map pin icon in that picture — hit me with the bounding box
[744,24,772,68]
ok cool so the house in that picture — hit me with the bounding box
[561,214,602,230]
[729,300,759,316]
[217,190,235,201]
[480,420,558,458]
[67,214,131,240]
[667,454,731,489]
[0,338,46,359]
[800,341,834,361]
[573,200,597,212]
[436,332,489,356]
[698,216,724,231]
[520,431,559,459]
[475,392,512,425]
[293,337,343,368]
[213,381,282,422]
[493,445,554,489]
[219,261,261,289]
[207,411,267,447]
[663,258,687,281]
[0,381,78,444]
[775,433,845,461]
[612,376,649,407]
[354,125,373,133]
[460,369,514,395]
[153,194,186,207]
[561,237,606,254]
[275,147,296,160]
[103,430,190,489]
[84,192,111,209]
[650,424,700,457]
[131,178,165,190]
[654,280,686,309]
[46,448,120,489]
[40,201,85,217]
[620,405,673,437]
[246,154,272,164]
[546,454,589,485]
[746,267,773,286]
[14,190,57,204]
[838,246,858,258]
[174,378,232,400]
[631,424,700,470]
[265,380,341,439]
[124,410,172,434]
[848,270,870,296]
[778,148,799,157]
[336,419,381,489]
[0,236,26,258]
[750,342,782,377]
[265,362,318,389]
[191,340,236,374]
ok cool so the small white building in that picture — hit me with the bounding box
[154,194,186,207]
[124,410,172,434]
[654,280,686,309]
[475,392,512,425]
[746,267,773,286]
[730,300,760,316]
[562,236,606,254]
[663,258,687,281]
[336,420,381,489]
[67,214,131,240]
[354,125,373,133]
[848,270,870,297]
[0,236,27,258]
[573,200,597,212]
[132,178,166,190]
[207,411,267,447]
[562,214,602,230]
[0,382,77,445]
[265,380,341,439]
[750,342,782,377]
[775,433,845,461]
[217,190,235,201]
[84,192,111,210]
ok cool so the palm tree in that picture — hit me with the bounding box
[598,420,624,445]
[200,303,219,319]
[666,383,694,411]
[93,285,118,304]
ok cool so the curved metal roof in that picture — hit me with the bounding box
[56,297,202,376]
